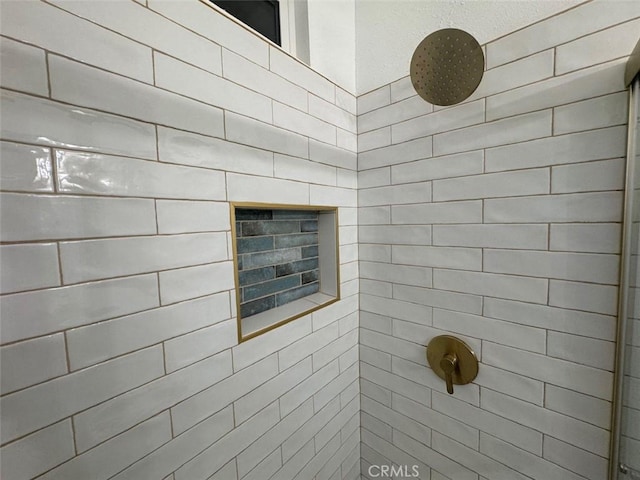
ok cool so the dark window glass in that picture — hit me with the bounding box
[211,1,281,46]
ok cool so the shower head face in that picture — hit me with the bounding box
[410,28,485,106]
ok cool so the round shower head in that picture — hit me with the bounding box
[410,28,484,106]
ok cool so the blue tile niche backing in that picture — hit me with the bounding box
[236,208,320,318]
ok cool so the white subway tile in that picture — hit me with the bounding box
[0,37,48,95]
[361,261,431,288]
[0,334,67,395]
[0,345,164,445]
[357,85,390,114]
[279,323,339,371]
[313,361,358,411]
[275,154,337,185]
[1,90,157,160]
[392,245,482,271]
[358,206,390,225]
[1,193,156,242]
[56,150,226,200]
[171,354,278,435]
[481,389,609,456]
[0,141,53,193]
[359,244,391,263]
[551,158,625,194]
[362,327,427,367]
[359,137,432,170]
[159,261,234,305]
[282,396,341,462]
[390,77,414,103]
[475,364,544,405]
[225,48,308,112]
[274,102,336,145]
[309,139,357,170]
[226,111,308,158]
[361,294,432,325]
[359,127,391,152]
[149,0,269,68]
[0,420,74,480]
[484,192,623,223]
[487,59,625,121]
[310,94,357,133]
[359,183,431,206]
[337,128,358,152]
[554,91,628,135]
[233,316,312,371]
[228,172,310,204]
[468,49,554,102]
[359,96,432,134]
[273,438,315,480]
[270,46,335,102]
[0,243,60,295]
[432,392,542,455]
[551,223,621,255]
[158,126,272,176]
[0,0,152,82]
[485,125,627,172]
[312,295,359,331]
[0,274,159,344]
[74,350,232,452]
[392,392,479,449]
[60,232,227,284]
[483,342,613,400]
[434,269,548,304]
[336,87,357,115]
[547,331,615,371]
[337,169,358,189]
[479,433,585,480]
[549,279,618,316]
[434,431,531,480]
[164,319,237,373]
[391,150,483,185]
[238,399,314,477]
[434,309,546,353]
[484,249,619,284]
[156,200,230,235]
[243,449,281,480]
[51,0,222,74]
[281,360,339,416]
[362,396,431,447]
[486,0,640,68]
[392,100,484,144]
[314,329,358,371]
[359,225,431,245]
[155,52,271,123]
[40,413,172,480]
[546,384,611,429]
[557,18,640,75]
[433,224,547,250]
[393,284,483,315]
[543,435,608,480]
[49,55,224,138]
[392,200,482,225]
[174,401,280,480]
[361,312,392,335]
[207,461,237,480]
[484,297,616,341]
[360,377,392,407]
[433,168,549,202]
[433,110,552,156]
[236,359,312,424]
[67,293,230,370]
[292,432,341,480]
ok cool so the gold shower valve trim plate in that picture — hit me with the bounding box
[426,335,479,394]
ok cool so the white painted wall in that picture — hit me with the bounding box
[354,0,585,94]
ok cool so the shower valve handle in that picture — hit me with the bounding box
[440,353,458,394]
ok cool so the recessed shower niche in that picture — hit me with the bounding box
[231,203,340,342]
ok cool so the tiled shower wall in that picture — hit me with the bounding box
[0,2,359,479]
[357,2,640,479]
